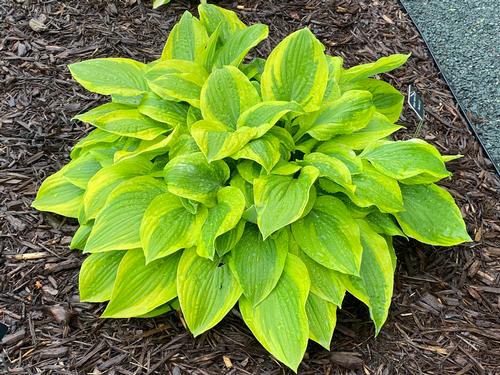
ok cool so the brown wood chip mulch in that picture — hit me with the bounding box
[1,1,499,374]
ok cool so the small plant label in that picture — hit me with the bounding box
[0,323,7,341]
[408,84,424,121]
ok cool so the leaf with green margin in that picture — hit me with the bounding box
[214,23,268,68]
[332,112,402,150]
[338,220,395,333]
[395,184,471,246]
[198,3,246,43]
[342,78,404,123]
[322,55,343,103]
[79,251,125,302]
[197,186,245,259]
[296,90,375,141]
[70,223,93,250]
[164,152,229,206]
[68,58,148,96]
[82,157,153,221]
[254,166,319,238]
[292,195,362,275]
[239,253,310,372]
[315,142,363,174]
[138,92,188,128]
[215,220,246,257]
[84,176,167,253]
[229,225,288,306]
[161,11,208,62]
[365,211,406,237]
[261,28,328,112]
[361,139,451,183]
[298,250,346,306]
[306,293,337,350]
[198,24,222,71]
[201,66,261,129]
[177,248,242,336]
[102,249,180,318]
[301,152,354,192]
[340,54,409,84]
[141,192,208,263]
[32,172,84,218]
[232,131,282,172]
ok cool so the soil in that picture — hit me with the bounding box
[1,1,499,374]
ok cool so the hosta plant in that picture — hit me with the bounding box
[32,3,471,371]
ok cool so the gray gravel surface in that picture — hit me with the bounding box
[401,0,500,170]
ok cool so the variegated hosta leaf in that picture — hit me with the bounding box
[322,55,344,103]
[138,92,189,128]
[306,293,337,350]
[340,53,409,84]
[198,2,246,43]
[240,254,310,372]
[70,223,93,250]
[261,28,329,112]
[395,184,471,246]
[301,152,354,192]
[177,248,242,336]
[102,249,180,318]
[229,225,288,306]
[316,142,364,174]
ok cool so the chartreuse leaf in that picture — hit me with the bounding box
[113,134,172,162]
[298,251,346,306]
[365,211,405,237]
[306,293,337,350]
[73,103,131,125]
[322,55,344,103]
[343,78,404,123]
[232,130,282,172]
[215,220,246,257]
[79,251,125,302]
[316,142,363,174]
[292,195,362,275]
[135,299,179,318]
[102,249,180,318]
[197,186,245,259]
[161,11,208,62]
[254,166,319,238]
[83,157,153,221]
[296,90,375,141]
[177,248,242,336]
[164,152,229,206]
[58,154,102,189]
[240,254,310,372]
[214,24,269,68]
[395,184,471,246]
[70,223,93,250]
[240,57,266,80]
[68,58,148,96]
[138,92,188,128]
[301,152,354,192]
[340,54,409,84]
[198,2,246,43]
[361,139,451,183]
[332,112,402,150]
[84,176,167,253]
[261,28,328,112]
[229,225,288,306]
[152,0,171,9]
[32,172,84,218]
[70,129,121,159]
[339,220,395,333]
[146,60,209,107]
[141,192,208,263]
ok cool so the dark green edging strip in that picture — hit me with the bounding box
[399,1,500,177]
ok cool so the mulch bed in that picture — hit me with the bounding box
[1,0,499,374]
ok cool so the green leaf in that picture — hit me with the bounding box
[138,92,188,128]
[70,129,121,159]
[198,3,246,43]
[134,299,179,318]
[73,103,131,125]
[113,134,173,162]
[292,195,362,275]
[340,54,409,84]
[70,223,93,250]
[102,249,180,318]
[214,23,268,68]
[153,0,171,9]
[229,225,288,305]
[232,131,282,172]
[57,154,102,189]
[84,176,167,253]
[161,11,208,62]
[239,253,310,372]
[297,90,375,141]
[332,112,402,150]
[215,220,246,257]
[68,58,148,96]
[164,152,229,206]
[141,192,208,263]
[298,251,346,306]
[315,142,363,174]
[177,248,242,336]
[395,184,471,246]
[261,28,328,112]
[365,211,406,237]
[83,157,153,221]
[361,139,451,183]
[32,172,84,218]
[240,57,266,80]
[201,66,261,129]
[79,251,125,302]
[197,186,245,259]
[322,55,343,103]
[254,166,319,238]
[302,152,354,192]
[339,221,395,333]
[306,293,337,349]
